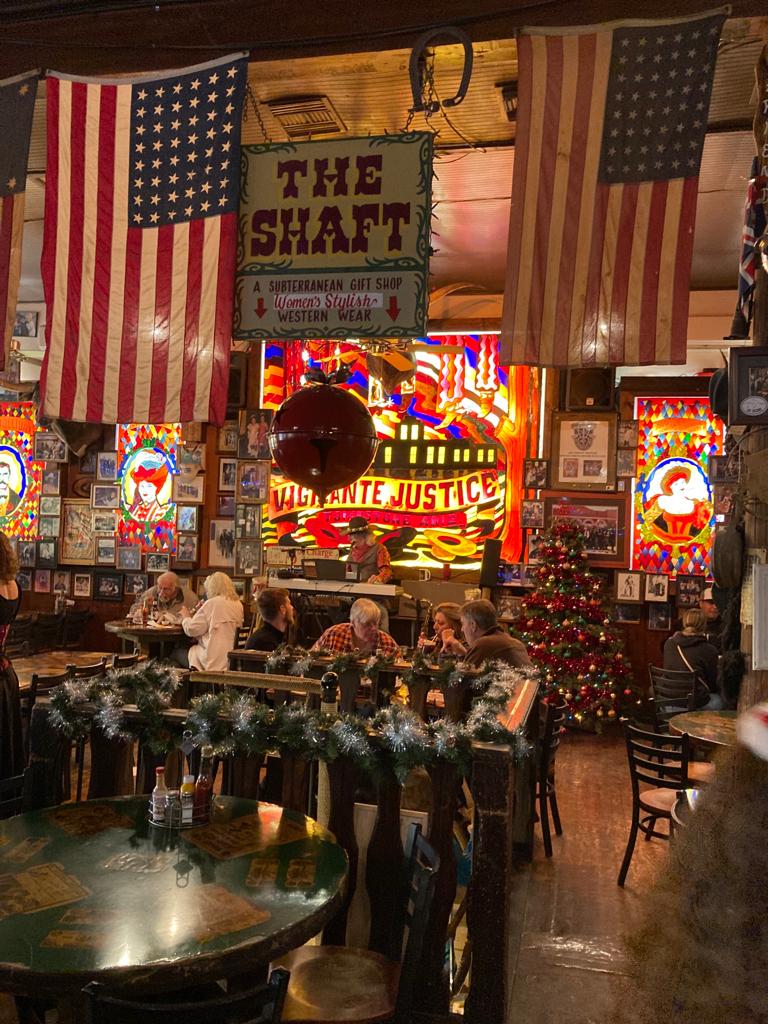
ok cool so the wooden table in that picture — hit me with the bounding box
[669,709,737,747]
[0,795,347,1003]
[105,619,185,657]
[13,652,116,692]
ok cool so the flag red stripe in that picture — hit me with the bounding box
[149,223,174,422]
[670,176,699,363]
[608,183,638,365]
[180,218,204,421]
[581,182,610,366]
[208,212,236,423]
[502,33,534,363]
[526,35,564,357]
[553,33,597,365]
[85,84,117,423]
[39,78,60,406]
[638,180,668,364]
[117,227,143,423]
[0,198,16,360]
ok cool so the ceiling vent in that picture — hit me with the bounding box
[265,95,346,140]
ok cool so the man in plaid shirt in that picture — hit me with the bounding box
[312,598,399,657]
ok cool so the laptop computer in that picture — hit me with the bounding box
[312,558,363,582]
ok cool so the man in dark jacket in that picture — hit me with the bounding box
[246,587,295,651]
[699,586,723,651]
[442,599,531,668]
[663,607,721,708]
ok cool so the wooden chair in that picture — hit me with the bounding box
[24,669,70,759]
[68,658,109,679]
[5,613,34,658]
[234,626,251,649]
[112,652,140,669]
[31,612,65,653]
[62,609,92,648]
[273,823,439,1024]
[537,698,565,857]
[617,721,691,887]
[82,968,289,1023]
[0,772,25,819]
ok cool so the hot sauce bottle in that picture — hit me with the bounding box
[194,745,214,823]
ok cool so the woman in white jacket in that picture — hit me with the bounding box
[178,572,244,671]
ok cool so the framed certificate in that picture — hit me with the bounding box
[551,412,617,491]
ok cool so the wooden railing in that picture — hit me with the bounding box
[28,670,538,1022]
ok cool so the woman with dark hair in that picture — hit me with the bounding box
[0,531,23,779]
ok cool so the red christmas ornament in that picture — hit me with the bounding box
[269,384,379,504]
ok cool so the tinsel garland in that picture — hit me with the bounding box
[46,660,532,780]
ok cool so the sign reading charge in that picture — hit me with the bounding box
[235,133,432,340]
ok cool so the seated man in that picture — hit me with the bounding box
[129,571,197,624]
[246,588,295,651]
[312,597,399,658]
[442,599,531,668]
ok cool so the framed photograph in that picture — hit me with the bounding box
[36,540,57,568]
[523,458,548,490]
[219,458,237,492]
[178,442,206,473]
[33,569,51,594]
[18,540,36,568]
[645,572,669,603]
[676,573,705,609]
[236,461,269,504]
[116,545,142,571]
[617,420,639,449]
[615,570,643,604]
[146,552,171,574]
[34,432,68,463]
[124,572,148,597]
[91,483,120,509]
[13,307,40,341]
[551,412,617,491]
[712,484,737,519]
[38,516,60,539]
[227,352,248,418]
[79,450,97,475]
[708,453,739,485]
[96,535,116,566]
[497,562,525,586]
[209,519,235,567]
[238,409,273,460]
[96,451,118,481]
[235,504,262,540]
[61,499,96,564]
[521,499,545,529]
[17,570,32,592]
[648,603,673,631]
[73,572,93,599]
[616,449,636,478]
[172,475,205,504]
[53,570,71,596]
[234,538,263,576]
[93,511,117,534]
[177,505,199,533]
[615,602,642,624]
[728,346,768,425]
[95,571,123,601]
[216,493,236,518]
[542,491,629,568]
[217,420,239,454]
[496,594,522,619]
[41,468,61,495]
[231,578,248,601]
[175,534,199,565]
[39,495,62,517]
[527,533,543,565]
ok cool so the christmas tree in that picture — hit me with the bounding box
[515,521,638,729]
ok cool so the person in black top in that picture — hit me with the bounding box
[0,531,23,780]
[699,586,723,651]
[246,587,295,651]
[663,607,721,708]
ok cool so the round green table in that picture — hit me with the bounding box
[669,709,737,747]
[0,796,347,1001]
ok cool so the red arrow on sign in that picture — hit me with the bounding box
[255,298,266,318]
[386,296,400,322]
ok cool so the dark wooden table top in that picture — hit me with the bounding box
[0,796,347,998]
[13,652,114,692]
[104,619,186,638]
[668,709,737,747]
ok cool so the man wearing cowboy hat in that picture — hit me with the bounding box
[345,516,392,584]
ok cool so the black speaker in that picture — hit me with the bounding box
[479,538,503,589]
[565,368,615,410]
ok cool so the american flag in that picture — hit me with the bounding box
[500,12,725,368]
[0,71,39,373]
[728,157,766,338]
[40,54,247,424]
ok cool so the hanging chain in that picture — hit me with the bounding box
[403,48,438,134]
[245,82,270,143]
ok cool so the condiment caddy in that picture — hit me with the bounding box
[148,745,214,829]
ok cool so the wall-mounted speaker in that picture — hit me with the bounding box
[564,368,615,411]
[479,538,503,589]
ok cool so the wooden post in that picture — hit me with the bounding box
[464,741,517,1024]
[322,755,360,945]
[366,767,403,957]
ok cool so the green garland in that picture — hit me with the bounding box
[45,660,535,781]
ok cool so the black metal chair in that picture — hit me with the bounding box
[82,969,290,1023]
[234,626,251,649]
[0,772,26,819]
[617,721,691,887]
[537,697,565,857]
[274,823,439,1024]
[62,609,92,648]
[31,612,65,653]
[648,665,699,719]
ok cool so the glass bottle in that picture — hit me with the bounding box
[180,774,195,825]
[151,767,167,823]
[193,745,214,823]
